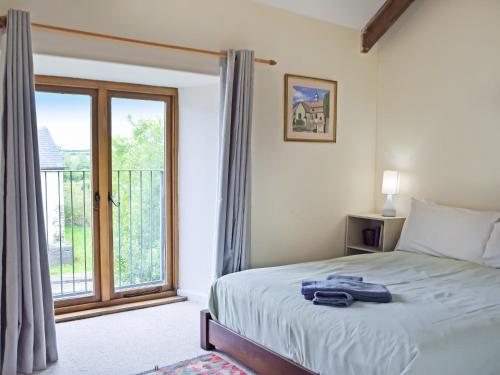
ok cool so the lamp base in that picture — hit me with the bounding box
[382,208,396,217]
[382,194,396,217]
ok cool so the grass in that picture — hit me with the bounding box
[49,224,164,286]
[49,225,93,276]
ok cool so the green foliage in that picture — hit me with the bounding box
[63,172,91,226]
[63,150,91,170]
[56,116,166,288]
[112,115,164,170]
[62,150,91,226]
[110,115,165,286]
[50,225,93,276]
[323,91,330,121]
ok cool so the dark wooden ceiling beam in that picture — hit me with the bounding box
[361,0,414,53]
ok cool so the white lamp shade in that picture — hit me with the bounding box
[382,170,399,195]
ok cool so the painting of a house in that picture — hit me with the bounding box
[292,88,328,133]
[285,74,337,142]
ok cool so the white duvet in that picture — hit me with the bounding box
[209,251,500,375]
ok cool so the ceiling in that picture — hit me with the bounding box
[254,0,385,29]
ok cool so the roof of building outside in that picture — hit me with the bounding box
[38,127,65,170]
[294,100,325,114]
[304,101,324,109]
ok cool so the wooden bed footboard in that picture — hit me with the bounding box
[200,309,315,375]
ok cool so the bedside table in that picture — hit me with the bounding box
[345,214,406,256]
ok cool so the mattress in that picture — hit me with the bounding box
[209,251,500,375]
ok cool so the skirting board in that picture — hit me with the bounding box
[177,289,209,306]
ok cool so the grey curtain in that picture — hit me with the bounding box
[0,9,58,375]
[214,50,255,278]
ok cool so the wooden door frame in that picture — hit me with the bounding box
[106,90,175,300]
[35,75,179,314]
[35,83,102,309]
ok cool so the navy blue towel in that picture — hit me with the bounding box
[301,279,392,303]
[313,291,354,308]
[302,274,362,289]
[327,274,363,282]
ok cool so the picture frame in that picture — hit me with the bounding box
[284,74,337,143]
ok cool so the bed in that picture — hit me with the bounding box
[202,250,500,375]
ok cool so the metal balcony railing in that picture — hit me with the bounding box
[41,169,165,300]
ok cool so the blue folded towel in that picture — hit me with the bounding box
[327,274,363,282]
[313,291,354,307]
[301,279,392,303]
[302,274,362,288]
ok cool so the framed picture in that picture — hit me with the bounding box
[284,74,337,142]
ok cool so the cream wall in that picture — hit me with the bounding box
[4,0,497,286]
[375,0,500,215]
[0,0,378,267]
[178,84,219,303]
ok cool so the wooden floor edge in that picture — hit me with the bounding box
[56,296,187,323]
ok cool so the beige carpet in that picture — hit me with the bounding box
[39,301,211,375]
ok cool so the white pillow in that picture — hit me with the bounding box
[482,222,500,268]
[397,198,500,263]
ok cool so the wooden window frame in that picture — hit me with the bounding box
[35,83,102,309]
[35,76,179,315]
[107,90,175,300]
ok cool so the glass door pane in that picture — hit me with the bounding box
[110,96,167,292]
[35,91,95,300]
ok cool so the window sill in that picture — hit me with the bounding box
[55,295,187,323]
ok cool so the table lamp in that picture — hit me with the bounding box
[382,170,399,217]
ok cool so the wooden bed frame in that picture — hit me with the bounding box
[200,309,315,375]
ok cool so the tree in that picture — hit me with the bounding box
[110,116,165,285]
[323,91,330,123]
[112,115,164,170]
[58,116,166,284]
[322,91,331,133]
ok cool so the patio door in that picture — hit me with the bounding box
[35,76,178,313]
[35,84,101,308]
[109,91,174,298]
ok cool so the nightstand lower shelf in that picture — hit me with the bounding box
[346,245,382,253]
[345,214,406,256]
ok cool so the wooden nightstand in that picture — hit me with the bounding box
[345,214,406,256]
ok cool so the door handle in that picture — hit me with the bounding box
[108,192,120,207]
[94,192,100,211]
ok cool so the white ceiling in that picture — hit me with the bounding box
[254,0,385,29]
[34,54,219,88]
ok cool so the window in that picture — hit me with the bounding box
[36,87,97,304]
[35,76,178,312]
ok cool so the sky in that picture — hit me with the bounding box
[35,92,165,151]
[292,85,329,106]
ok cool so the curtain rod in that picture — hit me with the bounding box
[0,16,277,66]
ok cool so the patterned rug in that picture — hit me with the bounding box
[137,353,247,375]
